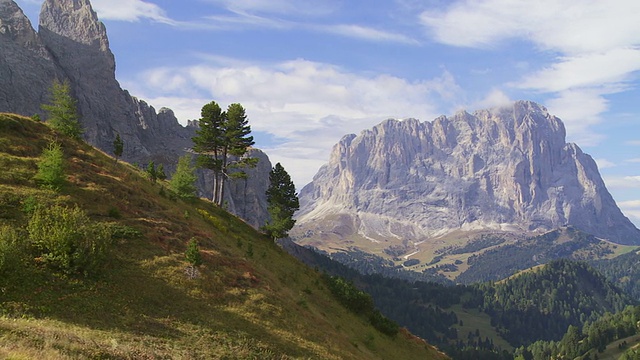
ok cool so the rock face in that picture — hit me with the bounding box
[0,0,270,227]
[295,101,640,246]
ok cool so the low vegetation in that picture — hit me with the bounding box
[0,113,446,359]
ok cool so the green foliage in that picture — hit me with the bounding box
[0,226,24,278]
[521,305,640,359]
[41,79,82,139]
[157,163,167,181]
[457,227,614,284]
[263,163,299,240]
[107,206,121,219]
[22,195,40,215]
[324,274,399,337]
[192,101,255,206]
[146,161,157,182]
[473,259,631,347]
[34,141,65,191]
[112,133,123,162]
[170,155,197,200]
[27,205,114,276]
[185,238,202,267]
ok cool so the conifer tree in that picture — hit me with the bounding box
[157,164,167,181]
[42,80,83,140]
[192,101,255,206]
[170,154,197,200]
[185,237,202,267]
[263,163,299,240]
[146,161,157,183]
[113,133,123,163]
[34,141,65,191]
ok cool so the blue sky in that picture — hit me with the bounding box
[14,0,640,225]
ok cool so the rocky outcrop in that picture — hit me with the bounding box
[0,0,61,115]
[0,0,270,227]
[294,101,640,245]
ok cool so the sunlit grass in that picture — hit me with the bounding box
[0,113,447,359]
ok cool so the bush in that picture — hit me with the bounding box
[0,226,24,277]
[27,205,113,276]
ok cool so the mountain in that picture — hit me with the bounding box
[293,101,640,264]
[0,0,269,227]
[0,113,448,359]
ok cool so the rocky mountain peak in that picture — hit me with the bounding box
[0,0,42,51]
[39,0,109,50]
[294,101,640,249]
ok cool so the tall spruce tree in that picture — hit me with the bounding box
[263,163,299,240]
[192,101,255,206]
[113,133,123,163]
[42,80,83,140]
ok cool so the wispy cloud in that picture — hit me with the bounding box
[92,0,176,24]
[617,199,640,226]
[419,0,640,147]
[595,158,616,169]
[603,176,640,189]
[318,24,419,45]
[200,0,339,17]
[126,57,458,186]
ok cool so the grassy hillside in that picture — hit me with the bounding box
[0,113,447,359]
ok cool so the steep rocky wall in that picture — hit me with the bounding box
[295,101,640,245]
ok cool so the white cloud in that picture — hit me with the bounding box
[517,48,640,93]
[594,158,616,169]
[603,176,640,189]
[419,0,640,54]
[131,58,457,186]
[92,0,175,24]
[472,89,511,110]
[544,90,608,146]
[420,0,640,149]
[617,200,640,226]
[319,24,419,45]
[202,0,338,17]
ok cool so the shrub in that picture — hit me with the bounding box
[0,226,24,277]
[27,205,113,276]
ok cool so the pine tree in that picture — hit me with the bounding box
[41,80,83,139]
[263,163,299,240]
[170,154,197,200]
[113,133,123,163]
[185,238,202,266]
[192,101,255,206]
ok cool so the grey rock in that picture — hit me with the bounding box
[295,101,640,245]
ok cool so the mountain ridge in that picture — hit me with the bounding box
[293,101,640,259]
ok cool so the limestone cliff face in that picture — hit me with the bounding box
[295,101,640,245]
[0,0,61,114]
[0,0,270,227]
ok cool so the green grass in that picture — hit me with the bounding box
[449,304,513,352]
[0,113,447,359]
